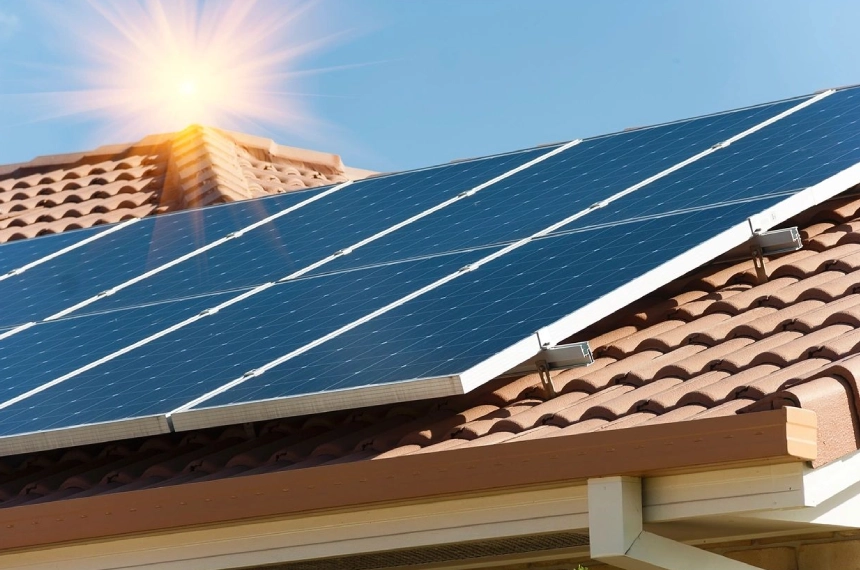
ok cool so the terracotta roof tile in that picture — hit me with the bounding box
[693,398,757,418]
[642,337,755,381]
[670,285,755,320]
[0,126,372,243]
[808,326,860,360]
[640,370,732,412]
[800,221,836,242]
[705,277,799,315]
[743,374,860,466]
[739,358,833,399]
[641,404,707,424]
[544,385,635,427]
[767,270,850,307]
[596,319,686,358]
[580,378,685,421]
[637,313,733,352]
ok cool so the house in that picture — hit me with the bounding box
[1,90,859,570]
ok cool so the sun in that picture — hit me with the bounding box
[33,0,341,140]
[178,79,197,98]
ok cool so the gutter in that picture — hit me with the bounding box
[0,408,815,551]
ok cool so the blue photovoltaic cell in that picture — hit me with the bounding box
[0,187,322,329]
[0,247,500,434]
[0,224,106,276]
[0,290,236,405]
[196,194,788,408]
[88,147,554,314]
[556,86,860,231]
[311,96,808,274]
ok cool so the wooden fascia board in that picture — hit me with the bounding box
[0,407,816,551]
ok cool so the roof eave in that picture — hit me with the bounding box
[0,407,816,551]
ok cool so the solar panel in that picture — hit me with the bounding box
[87,145,556,314]
[0,248,499,443]
[0,290,238,409]
[0,218,137,278]
[2,87,859,453]
[313,96,808,273]
[567,87,860,233]
[182,197,789,418]
[0,146,554,337]
[0,188,323,329]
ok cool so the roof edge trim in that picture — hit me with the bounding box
[0,407,815,551]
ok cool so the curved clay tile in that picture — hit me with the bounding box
[640,370,730,413]
[789,294,860,332]
[730,299,825,338]
[801,221,836,242]
[598,319,686,359]
[550,417,609,436]
[636,313,731,353]
[739,358,832,400]
[543,385,633,427]
[827,197,860,223]
[769,271,846,307]
[687,306,776,347]
[671,285,754,321]
[705,277,798,316]
[490,390,592,434]
[768,248,829,279]
[562,350,663,392]
[827,249,860,273]
[626,343,715,384]
[807,326,860,361]
[589,325,640,353]
[761,325,856,366]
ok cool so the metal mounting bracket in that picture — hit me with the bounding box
[503,341,593,395]
[715,226,803,278]
[750,227,802,283]
[753,227,803,256]
[536,359,557,397]
[750,243,768,284]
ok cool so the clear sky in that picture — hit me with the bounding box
[0,0,858,173]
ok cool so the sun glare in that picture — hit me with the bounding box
[178,79,197,98]
[34,0,340,139]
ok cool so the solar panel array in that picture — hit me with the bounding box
[2,86,860,454]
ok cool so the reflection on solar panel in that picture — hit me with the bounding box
[3,87,860,454]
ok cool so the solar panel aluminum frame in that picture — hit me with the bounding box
[0,415,170,457]
[168,159,860,434]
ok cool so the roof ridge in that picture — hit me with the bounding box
[168,125,255,207]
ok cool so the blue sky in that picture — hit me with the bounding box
[0,0,858,172]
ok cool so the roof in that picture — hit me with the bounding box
[1,189,858,518]
[0,126,374,243]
